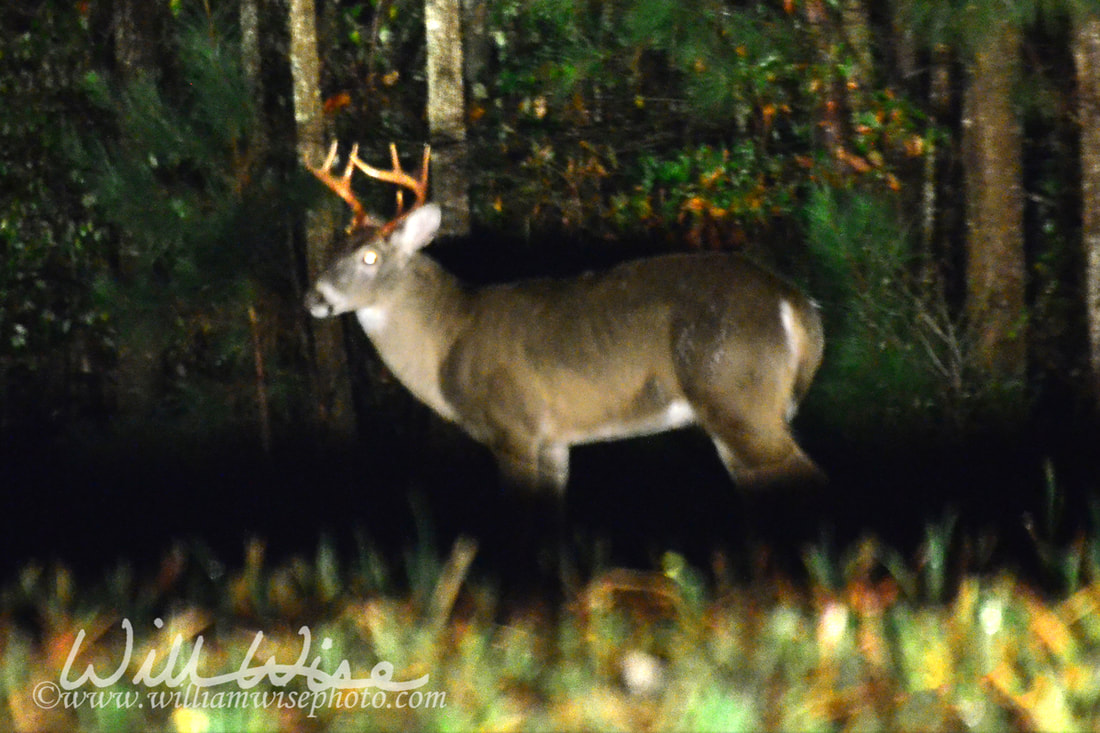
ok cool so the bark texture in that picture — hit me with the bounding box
[241,0,266,159]
[425,0,470,236]
[288,0,355,440]
[113,0,160,81]
[1073,15,1100,406]
[962,23,1026,384]
[111,0,164,422]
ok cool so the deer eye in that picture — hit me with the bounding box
[361,249,379,266]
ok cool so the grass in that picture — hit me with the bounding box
[4,516,1100,732]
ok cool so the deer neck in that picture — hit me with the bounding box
[355,254,469,421]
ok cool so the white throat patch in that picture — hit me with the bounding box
[356,306,388,333]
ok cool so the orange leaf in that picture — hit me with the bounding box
[834,147,872,173]
[323,92,351,116]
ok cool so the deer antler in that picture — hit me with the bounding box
[306,142,384,231]
[307,142,431,234]
[351,143,431,227]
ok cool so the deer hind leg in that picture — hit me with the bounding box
[706,420,823,489]
[686,372,823,489]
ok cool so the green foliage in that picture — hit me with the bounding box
[323,0,428,145]
[76,10,263,296]
[617,143,798,247]
[469,0,933,241]
[802,181,1041,434]
[622,0,801,127]
[899,0,1040,51]
[70,2,304,438]
[897,0,1100,52]
[1023,460,1100,594]
[803,187,966,436]
[490,0,803,128]
[491,0,593,99]
[9,517,1100,731]
[0,3,114,432]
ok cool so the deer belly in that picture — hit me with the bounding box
[567,396,695,442]
[517,367,691,445]
[556,398,697,446]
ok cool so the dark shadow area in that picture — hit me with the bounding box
[2,404,1097,592]
[3,227,1098,592]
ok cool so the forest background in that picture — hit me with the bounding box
[9,1,1100,730]
[4,0,1100,572]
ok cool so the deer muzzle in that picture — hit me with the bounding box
[304,287,336,318]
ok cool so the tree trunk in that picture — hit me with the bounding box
[288,0,355,441]
[112,0,164,423]
[462,0,489,91]
[839,0,872,91]
[802,0,843,153]
[918,42,953,289]
[891,0,917,85]
[241,0,266,161]
[962,22,1026,386]
[1073,14,1100,407]
[425,0,470,236]
[113,0,160,82]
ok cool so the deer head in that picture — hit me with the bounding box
[304,142,441,321]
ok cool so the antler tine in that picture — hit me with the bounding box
[417,144,431,204]
[350,143,431,217]
[391,144,431,214]
[306,142,383,230]
[389,144,407,214]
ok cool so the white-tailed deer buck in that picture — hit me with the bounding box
[304,142,825,494]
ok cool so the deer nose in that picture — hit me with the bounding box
[304,289,333,318]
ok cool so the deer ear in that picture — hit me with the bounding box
[391,204,442,254]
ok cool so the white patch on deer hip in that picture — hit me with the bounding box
[780,299,798,364]
[779,299,801,422]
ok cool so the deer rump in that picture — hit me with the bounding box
[432,252,824,493]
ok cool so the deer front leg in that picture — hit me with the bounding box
[490,436,577,589]
[457,365,572,494]
[492,438,570,496]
